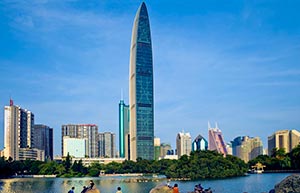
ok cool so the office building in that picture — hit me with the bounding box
[129,2,154,160]
[160,143,172,157]
[192,134,208,151]
[3,99,35,160]
[231,136,263,162]
[268,129,300,156]
[99,132,116,158]
[208,122,227,155]
[33,124,53,160]
[61,124,98,158]
[119,99,130,159]
[176,131,192,158]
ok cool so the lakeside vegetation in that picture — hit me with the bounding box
[249,144,300,171]
[1,145,300,179]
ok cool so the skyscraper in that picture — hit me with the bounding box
[208,122,228,155]
[176,131,192,158]
[3,99,35,160]
[192,134,208,151]
[119,100,130,159]
[98,132,116,158]
[268,129,300,156]
[61,124,98,158]
[33,124,53,160]
[231,136,263,162]
[129,2,154,160]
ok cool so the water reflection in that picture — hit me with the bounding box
[0,173,294,193]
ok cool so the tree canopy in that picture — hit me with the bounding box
[2,145,300,179]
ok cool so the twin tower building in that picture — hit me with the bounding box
[119,2,154,160]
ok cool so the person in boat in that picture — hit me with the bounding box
[173,184,179,193]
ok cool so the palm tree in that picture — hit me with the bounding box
[290,144,300,169]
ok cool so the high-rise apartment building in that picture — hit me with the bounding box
[208,122,227,155]
[192,134,208,151]
[99,132,115,158]
[3,99,35,160]
[231,136,263,162]
[129,2,154,160]
[176,132,192,158]
[268,129,300,156]
[61,124,98,158]
[33,124,53,160]
[119,100,130,159]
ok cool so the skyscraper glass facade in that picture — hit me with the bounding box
[192,134,208,151]
[129,2,154,160]
[33,124,53,160]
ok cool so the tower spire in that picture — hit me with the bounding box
[208,121,211,130]
[9,97,13,106]
[215,122,219,129]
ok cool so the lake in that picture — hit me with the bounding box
[0,173,297,193]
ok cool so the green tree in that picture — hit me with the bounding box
[122,160,136,173]
[55,164,66,176]
[39,161,58,175]
[88,167,100,177]
[105,162,122,174]
[0,156,13,177]
[63,153,72,173]
[290,144,300,169]
[165,150,248,180]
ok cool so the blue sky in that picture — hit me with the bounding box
[1,0,300,156]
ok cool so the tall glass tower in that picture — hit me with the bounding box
[119,100,130,159]
[129,2,154,160]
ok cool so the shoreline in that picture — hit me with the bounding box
[5,171,299,180]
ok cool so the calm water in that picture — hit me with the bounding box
[0,173,297,193]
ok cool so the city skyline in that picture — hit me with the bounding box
[1,1,300,156]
